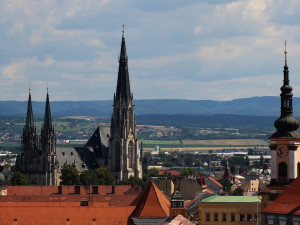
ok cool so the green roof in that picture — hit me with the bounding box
[201,195,261,203]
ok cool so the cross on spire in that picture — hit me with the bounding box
[122,24,125,33]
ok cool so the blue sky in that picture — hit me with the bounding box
[1,0,300,101]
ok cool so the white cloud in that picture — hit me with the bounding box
[1,0,300,102]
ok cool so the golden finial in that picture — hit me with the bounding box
[284,40,287,55]
[284,40,287,64]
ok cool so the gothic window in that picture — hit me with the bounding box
[278,162,288,181]
[115,142,121,171]
[128,141,133,168]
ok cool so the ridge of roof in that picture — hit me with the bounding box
[208,177,223,188]
[130,181,170,218]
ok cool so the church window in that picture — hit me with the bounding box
[278,162,288,181]
[128,141,133,168]
[115,142,121,171]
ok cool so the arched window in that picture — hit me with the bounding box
[115,142,121,171]
[128,141,133,168]
[278,162,288,181]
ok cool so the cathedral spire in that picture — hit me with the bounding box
[25,87,34,129]
[115,26,131,102]
[271,41,300,138]
[43,88,52,130]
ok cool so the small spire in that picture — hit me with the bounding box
[25,87,34,129]
[43,88,52,130]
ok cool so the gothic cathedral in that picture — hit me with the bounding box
[17,89,58,185]
[108,31,142,181]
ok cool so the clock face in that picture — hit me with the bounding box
[277,147,288,159]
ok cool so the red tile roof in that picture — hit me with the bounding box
[159,170,180,176]
[262,176,300,215]
[130,181,171,218]
[208,177,223,188]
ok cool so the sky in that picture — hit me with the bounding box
[1,0,300,101]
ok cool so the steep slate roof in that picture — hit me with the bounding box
[85,125,110,158]
[130,181,171,218]
[56,147,96,172]
[262,176,300,215]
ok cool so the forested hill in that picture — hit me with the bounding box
[0,96,293,116]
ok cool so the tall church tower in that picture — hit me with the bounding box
[18,89,58,185]
[40,89,58,185]
[108,28,142,181]
[268,42,300,196]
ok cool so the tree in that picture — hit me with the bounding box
[119,176,147,188]
[259,155,264,169]
[231,187,244,196]
[218,178,232,193]
[60,164,81,185]
[10,172,31,185]
[148,168,159,177]
[180,167,196,177]
[79,170,98,185]
[95,167,115,185]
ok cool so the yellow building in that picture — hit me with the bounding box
[199,195,261,225]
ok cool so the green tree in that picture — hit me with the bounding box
[259,155,264,169]
[245,156,250,167]
[180,167,196,177]
[231,187,244,196]
[79,170,98,185]
[95,167,115,185]
[218,178,232,193]
[148,168,159,177]
[119,176,148,188]
[10,172,31,185]
[60,164,81,185]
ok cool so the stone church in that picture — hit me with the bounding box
[17,31,142,185]
[17,89,59,185]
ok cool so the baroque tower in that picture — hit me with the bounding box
[108,29,142,181]
[268,42,300,195]
[18,89,58,185]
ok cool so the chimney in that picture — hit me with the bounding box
[112,185,115,194]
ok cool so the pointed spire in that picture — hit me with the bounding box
[115,25,131,102]
[43,88,52,130]
[271,41,300,138]
[25,86,34,129]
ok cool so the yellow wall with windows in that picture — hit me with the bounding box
[199,202,261,225]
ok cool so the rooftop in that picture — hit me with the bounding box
[201,195,261,203]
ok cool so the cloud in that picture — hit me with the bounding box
[1,0,300,102]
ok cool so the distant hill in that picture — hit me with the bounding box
[0,96,294,117]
